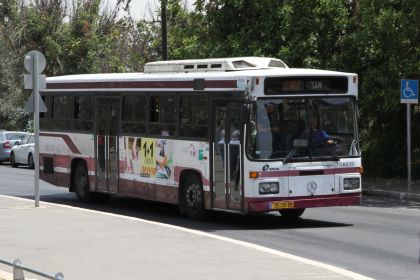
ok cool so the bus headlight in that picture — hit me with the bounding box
[259,182,279,194]
[343,178,360,190]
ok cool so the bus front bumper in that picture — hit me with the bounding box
[246,193,361,213]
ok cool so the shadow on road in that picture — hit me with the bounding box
[19,193,353,232]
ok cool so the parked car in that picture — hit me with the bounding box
[10,133,35,169]
[0,131,28,164]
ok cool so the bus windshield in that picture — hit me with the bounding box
[248,97,360,161]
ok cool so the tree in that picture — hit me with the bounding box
[355,0,420,177]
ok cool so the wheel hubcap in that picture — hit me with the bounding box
[77,170,87,193]
[186,183,201,209]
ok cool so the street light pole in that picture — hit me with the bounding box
[161,0,168,60]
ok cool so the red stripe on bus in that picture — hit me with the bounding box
[256,167,360,178]
[40,133,81,154]
[46,80,238,90]
[174,166,210,186]
[40,153,95,170]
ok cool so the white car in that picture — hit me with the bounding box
[10,133,35,169]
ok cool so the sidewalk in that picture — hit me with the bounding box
[362,177,420,202]
[0,195,372,280]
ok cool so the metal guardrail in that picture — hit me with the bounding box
[0,259,63,280]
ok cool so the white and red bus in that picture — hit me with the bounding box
[39,57,361,219]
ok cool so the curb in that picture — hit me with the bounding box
[363,189,420,203]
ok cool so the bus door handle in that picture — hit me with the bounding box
[225,142,229,183]
[212,142,215,186]
[105,134,109,175]
[238,143,242,193]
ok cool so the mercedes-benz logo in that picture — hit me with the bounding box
[307,181,318,194]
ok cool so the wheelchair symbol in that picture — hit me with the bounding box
[403,81,416,98]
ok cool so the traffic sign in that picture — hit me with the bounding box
[24,92,48,113]
[24,74,46,90]
[24,50,46,74]
[400,79,418,104]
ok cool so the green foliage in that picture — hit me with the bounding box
[354,0,420,177]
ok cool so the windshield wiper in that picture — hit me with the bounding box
[319,141,339,161]
[283,147,298,164]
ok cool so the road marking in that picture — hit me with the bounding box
[0,195,374,280]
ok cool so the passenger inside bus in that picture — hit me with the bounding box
[229,129,241,189]
[161,126,170,136]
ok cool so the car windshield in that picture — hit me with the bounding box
[248,97,360,161]
[6,133,26,141]
[20,134,31,144]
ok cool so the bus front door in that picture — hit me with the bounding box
[96,98,120,193]
[212,102,243,211]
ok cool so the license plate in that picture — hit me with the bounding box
[270,201,294,209]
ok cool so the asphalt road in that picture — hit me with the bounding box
[0,164,419,279]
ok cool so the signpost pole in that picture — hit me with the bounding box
[401,79,418,194]
[33,52,40,207]
[23,50,46,208]
[407,103,412,193]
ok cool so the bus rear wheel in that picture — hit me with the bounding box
[279,208,305,219]
[181,174,206,220]
[74,162,91,203]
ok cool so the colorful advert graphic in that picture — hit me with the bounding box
[156,139,172,179]
[141,138,156,177]
[121,137,173,180]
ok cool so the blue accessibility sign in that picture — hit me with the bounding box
[401,79,418,104]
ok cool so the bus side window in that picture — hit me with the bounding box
[40,94,53,130]
[73,95,94,131]
[121,95,147,135]
[149,95,177,137]
[52,95,73,130]
[179,94,208,139]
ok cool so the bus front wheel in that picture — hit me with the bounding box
[74,162,91,203]
[279,208,305,219]
[181,174,206,220]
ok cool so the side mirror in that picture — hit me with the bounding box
[14,140,21,146]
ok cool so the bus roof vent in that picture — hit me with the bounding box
[144,57,288,73]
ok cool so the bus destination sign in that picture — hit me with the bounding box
[265,76,348,95]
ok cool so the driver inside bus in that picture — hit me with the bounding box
[304,115,333,146]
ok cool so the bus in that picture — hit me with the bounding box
[39,57,362,219]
